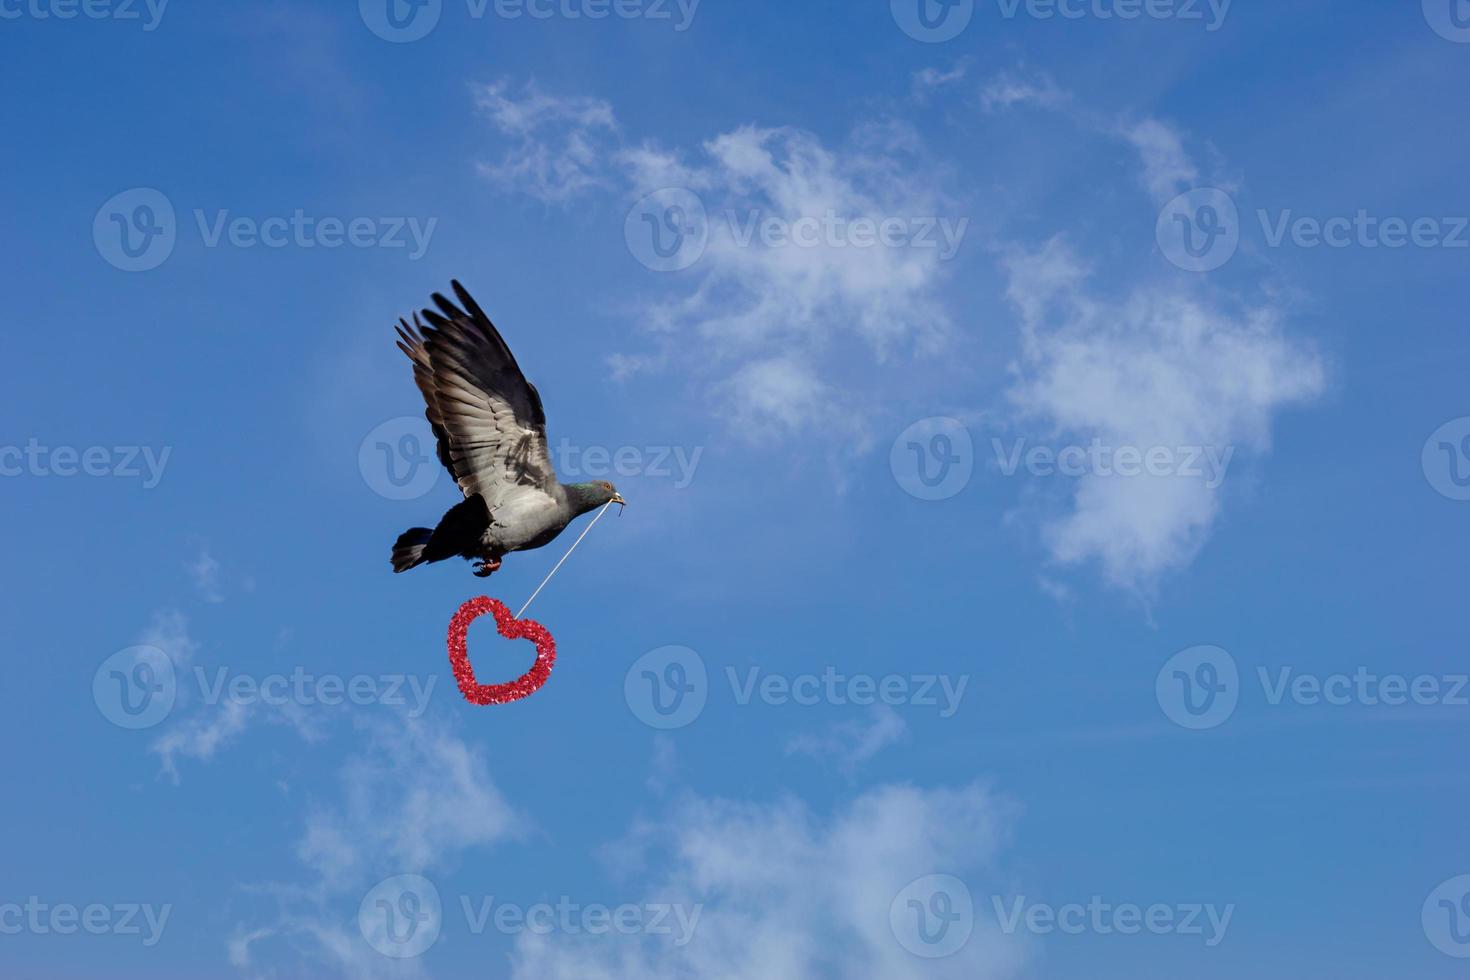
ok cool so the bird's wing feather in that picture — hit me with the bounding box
[396,281,559,515]
[394,313,464,485]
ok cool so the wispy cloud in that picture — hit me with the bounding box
[296,716,520,891]
[511,782,1025,979]
[474,80,619,204]
[980,70,1069,113]
[785,705,909,773]
[151,698,252,785]
[912,59,972,102]
[187,548,224,603]
[231,715,520,977]
[139,609,198,666]
[1121,117,1202,203]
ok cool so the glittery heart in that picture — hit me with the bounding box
[446,597,556,705]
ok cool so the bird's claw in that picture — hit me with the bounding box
[473,559,502,578]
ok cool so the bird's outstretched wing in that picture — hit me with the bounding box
[394,281,558,515]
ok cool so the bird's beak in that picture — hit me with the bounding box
[611,493,627,506]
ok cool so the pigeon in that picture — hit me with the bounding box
[390,281,624,578]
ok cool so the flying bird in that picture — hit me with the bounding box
[390,281,624,578]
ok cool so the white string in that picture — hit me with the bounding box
[515,501,616,619]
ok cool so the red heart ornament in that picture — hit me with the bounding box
[446,597,557,705]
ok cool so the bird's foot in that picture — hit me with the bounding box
[473,558,502,578]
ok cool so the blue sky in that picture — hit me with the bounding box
[4,1,1470,977]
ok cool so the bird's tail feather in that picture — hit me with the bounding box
[391,528,434,573]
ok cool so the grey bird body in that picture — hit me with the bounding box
[389,282,623,577]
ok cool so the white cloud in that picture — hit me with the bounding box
[475,83,962,440]
[474,80,619,204]
[785,705,909,773]
[1122,118,1200,203]
[980,71,1068,113]
[1001,237,1324,594]
[913,60,971,101]
[188,548,224,603]
[231,715,521,978]
[719,355,844,437]
[970,73,1325,593]
[296,716,520,891]
[509,782,1026,980]
[636,125,958,433]
[151,698,252,785]
[139,609,198,666]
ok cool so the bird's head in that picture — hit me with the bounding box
[567,480,626,515]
